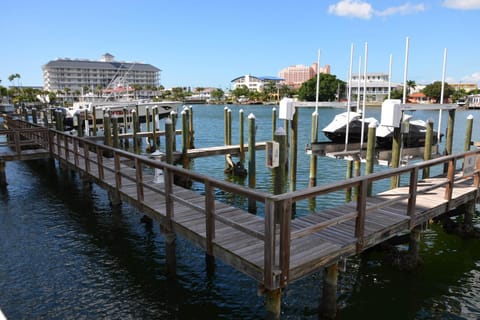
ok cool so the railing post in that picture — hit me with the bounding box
[407,167,419,228]
[355,179,368,252]
[205,180,215,256]
[280,198,292,288]
[264,198,276,290]
[135,157,144,202]
[164,167,174,227]
[114,152,122,192]
[444,158,456,210]
[96,145,104,180]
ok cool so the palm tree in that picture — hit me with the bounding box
[406,80,416,95]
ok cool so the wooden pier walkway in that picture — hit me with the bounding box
[1,116,479,308]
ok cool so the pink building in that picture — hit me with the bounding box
[278,63,330,88]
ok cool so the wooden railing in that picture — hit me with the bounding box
[6,115,480,291]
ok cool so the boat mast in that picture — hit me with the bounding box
[388,54,392,100]
[314,49,321,143]
[344,43,354,151]
[438,48,447,144]
[360,42,368,149]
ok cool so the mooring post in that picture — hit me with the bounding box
[103,113,112,147]
[422,120,433,179]
[365,121,377,196]
[248,113,256,213]
[274,127,287,197]
[390,127,402,188]
[0,159,7,187]
[345,160,353,202]
[188,105,195,149]
[145,106,151,133]
[319,262,339,319]
[271,107,277,140]
[132,109,139,153]
[353,158,361,201]
[112,116,119,149]
[43,110,49,128]
[224,106,229,145]
[265,288,282,320]
[289,107,298,214]
[309,110,319,188]
[444,109,456,173]
[464,114,473,152]
[92,106,97,136]
[224,108,232,170]
[76,113,84,137]
[170,111,178,152]
[239,109,245,163]
[463,200,475,232]
[181,108,189,166]
[408,226,422,267]
[165,118,174,165]
[152,107,158,149]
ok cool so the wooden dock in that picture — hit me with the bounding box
[1,115,480,316]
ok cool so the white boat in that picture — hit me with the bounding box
[322,111,377,143]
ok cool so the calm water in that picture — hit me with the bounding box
[1,104,480,319]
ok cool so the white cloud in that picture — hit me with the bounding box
[443,0,480,9]
[328,0,374,19]
[376,3,426,16]
[328,1,425,19]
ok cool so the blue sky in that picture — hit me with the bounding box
[1,0,480,90]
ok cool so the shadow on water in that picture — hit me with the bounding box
[1,159,263,319]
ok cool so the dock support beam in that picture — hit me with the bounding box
[265,288,282,320]
[408,226,422,267]
[0,159,6,187]
[319,262,338,319]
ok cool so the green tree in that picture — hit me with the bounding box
[298,74,345,101]
[406,80,416,95]
[231,85,250,100]
[211,88,224,101]
[422,81,455,103]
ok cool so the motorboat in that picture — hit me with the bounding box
[322,112,441,148]
[375,114,442,148]
[322,111,378,143]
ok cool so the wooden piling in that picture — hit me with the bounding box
[390,127,401,188]
[188,106,195,149]
[0,159,6,187]
[443,109,456,173]
[289,108,298,214]
[239,109,245,163]
[92,106,97,136]
[408,226,421,267]
[271,107,277,140]
[345,160,353,202]
[422,120,433,179]
[309,110,318,188]
[132,110,139,153]
[152,107,158,149]
[464,114,473,152]
[265,288,282,320]
[103,114,112,147]
[76,113,84,137]
[32,108,38,124]
[319,263,338,319]
[170,111,178,152]
[165,118,174,165]
[274,127,287,197]
[365,121,377,196]
[353,158,361,200]
[248,113,256,213]
[112,116,119,149]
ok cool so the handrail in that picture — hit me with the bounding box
[9,115,480,291]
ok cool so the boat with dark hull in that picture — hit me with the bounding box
[322,112,442,148]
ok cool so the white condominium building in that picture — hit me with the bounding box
[42,53,160,92]
[349,73,400,103]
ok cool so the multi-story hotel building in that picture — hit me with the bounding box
[278,63,331,88]
[230,75,284,92]
[349,73,400,103]
[42,53,160,92]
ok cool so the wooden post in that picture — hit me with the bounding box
[0,159,6,187]
[188,105,195,149]
[92,106,97,136]
[274,127,287,197]
[170,111,178,152]
[112,116,119,149]
[145,106,151,133]
[152,106,158,149]
[181,108,189,167]
[43,110,49,128]
[365,121,377,196]
[265,288,282,320]
[345,160,353,202]
[271,107,277,140]
[408,226,421,267]
[248,113,256,213]
[165,118,174,165]
[444,109,455,173]
[309,110,318,188]
[103,114,112,147]
[319,263,338,319]
[239,109,245,163]
[76,113,84,137]
[289,108,298,214]
[390,127,401,188]
[224,106,229,145]
[353,158,361,200]
[132,109,139,153]
[422,120,433,179]
[463,199,475,232]
[464,114,473,152]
